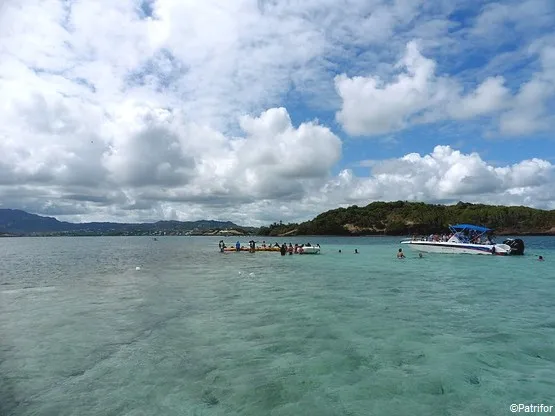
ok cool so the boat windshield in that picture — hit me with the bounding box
[449,224,494,244]
[409,224,496,244]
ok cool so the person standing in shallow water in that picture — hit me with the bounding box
[280,243,287,256]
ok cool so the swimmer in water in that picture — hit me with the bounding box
[538,255,544,261]
[418,253,423,258]
[354,249,358,254]
[397,248,405,259]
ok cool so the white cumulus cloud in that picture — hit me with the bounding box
[335,37,555,137]
[0,0,554,225]
[321,146,555,210]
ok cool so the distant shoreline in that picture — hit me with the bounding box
[2,202,554,238]
[2,232,554,238]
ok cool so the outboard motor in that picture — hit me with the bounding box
[503,238,525,255]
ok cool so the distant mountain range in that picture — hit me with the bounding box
[0,209,255,236]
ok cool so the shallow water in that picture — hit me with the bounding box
[1,236,554,416]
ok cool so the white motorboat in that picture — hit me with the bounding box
[400,224,525,256]
[300,245,321,254]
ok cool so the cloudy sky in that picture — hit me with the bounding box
[0,0,554,226]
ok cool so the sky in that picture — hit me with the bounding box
[0,0,554,226]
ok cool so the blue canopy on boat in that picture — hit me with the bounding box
[450,224,491,232]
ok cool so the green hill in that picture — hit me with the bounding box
[257,201,555,236]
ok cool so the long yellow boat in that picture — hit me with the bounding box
[223,247,281,252]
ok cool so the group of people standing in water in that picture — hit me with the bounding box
[218,240,320,255]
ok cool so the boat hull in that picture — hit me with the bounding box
[300,247,321,254]
[222,246,321,254]
[400,240,511,255]
[223,247,280,252]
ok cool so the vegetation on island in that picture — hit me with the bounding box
[257,201,555,236]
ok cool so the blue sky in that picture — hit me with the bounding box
[280,0,555,168]
[0,0,554,224]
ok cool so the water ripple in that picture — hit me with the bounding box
[1,236,554,415]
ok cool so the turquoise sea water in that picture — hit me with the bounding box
[1,236,554,416]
